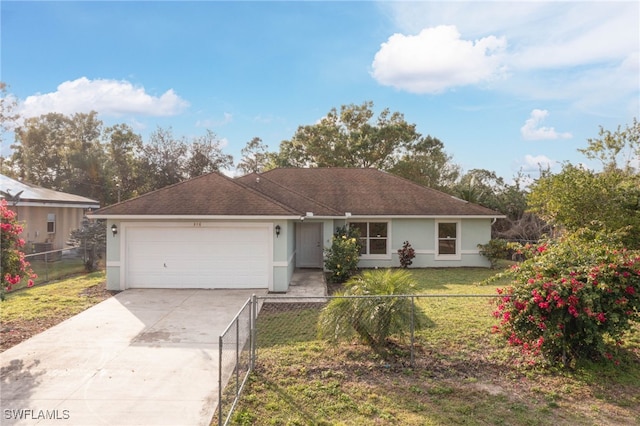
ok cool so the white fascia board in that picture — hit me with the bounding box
[89,213,506,220]
[343,214,506,219]
[87,214,301,220]
[14,201,100,209]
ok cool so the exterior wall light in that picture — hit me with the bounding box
[111,224,118,237]
[275,224,281,238]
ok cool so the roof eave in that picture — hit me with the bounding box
[89,213,506,220]
[8,201,100,209]
[88,214,302,220]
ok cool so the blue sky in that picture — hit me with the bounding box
[1,1,638,181]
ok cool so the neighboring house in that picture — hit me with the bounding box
[91,168,503,292]
[0,174,100,252]
[90,168,504,292]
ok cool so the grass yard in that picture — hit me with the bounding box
[227,267,640,426]
[0,271,112,351]
[28,257,87,287]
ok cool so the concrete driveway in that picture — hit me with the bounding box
[1,289,265,426]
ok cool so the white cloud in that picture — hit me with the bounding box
[375,3,639,110]
[521,110,572,141]
[19,77,189,118]
[519,154,557,173]
[371,25,507,94]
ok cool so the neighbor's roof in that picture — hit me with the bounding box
[92,168,502,218]
[0,174,100,208]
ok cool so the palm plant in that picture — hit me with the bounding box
[318,269,426,348]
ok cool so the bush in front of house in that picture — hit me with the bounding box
[491,229,640,367]
[318,269,426,348]
[397,240,416,268]
[324,225,361,283]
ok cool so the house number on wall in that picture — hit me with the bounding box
[193,222,202,227]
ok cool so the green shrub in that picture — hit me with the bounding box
[324,225,361,283]
[478,239,534,268]
[318,269,426,348]
[491,230,640,367]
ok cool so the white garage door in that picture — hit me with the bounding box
[125,224,271,289]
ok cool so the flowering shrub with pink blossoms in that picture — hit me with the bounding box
[491,229,640,367]
[1,199,37,300]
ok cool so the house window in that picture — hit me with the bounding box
[47,213,56,233]
[436,221,459,258]
[349,222,389,257]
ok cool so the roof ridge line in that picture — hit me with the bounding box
[251,172,344,215]
[230,173,303,216]
[99,172,219,209]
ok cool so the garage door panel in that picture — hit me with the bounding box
[125,225,271,289]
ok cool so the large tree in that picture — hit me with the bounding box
[137,126,188,193]
[0,83,19,163]
[11,112,70,189]
[578,117,639,172]
[273,101,459,188]
[528,119,640,248]
[389,135,460,191]
[10,111,109,203]
[237,137,271,174]
[103,123,144,203]
[185,130,233,178]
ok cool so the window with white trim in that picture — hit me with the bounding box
[436,221,460,259]
[349,222,389,257]
[47,213,56,233]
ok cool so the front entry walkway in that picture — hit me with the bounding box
[267,269,327,302]
[0,288,265,426]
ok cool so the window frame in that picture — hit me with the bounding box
[435,220,461,260]
[47,213,56,234]
[348,221,391,260]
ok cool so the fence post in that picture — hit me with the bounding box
[251,294,257,369]
[218,334,223,426]
[235,317,240,396]
[410,296,415,368]
[44,251,49,282]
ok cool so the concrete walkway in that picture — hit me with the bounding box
[0,289,265,426]
[267,269,327,302]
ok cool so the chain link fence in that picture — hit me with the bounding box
[215,297,254,426]
[215,293,502,424]
[253,294,500,368]
[20,246,104,289]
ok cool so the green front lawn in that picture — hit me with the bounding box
[225,267,640,425]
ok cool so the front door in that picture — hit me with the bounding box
[297,223,323,268]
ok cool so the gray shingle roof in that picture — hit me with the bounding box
[92,168,502,217]
[92,172,298,216]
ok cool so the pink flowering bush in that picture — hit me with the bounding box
[1,199,37,300]
[491,229,640,367]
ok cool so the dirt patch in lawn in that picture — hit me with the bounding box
[0,281,115,352]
